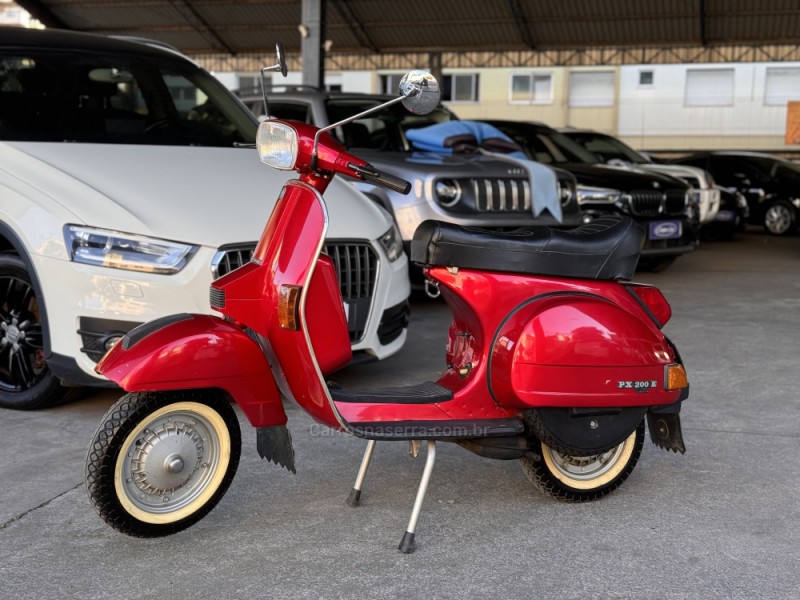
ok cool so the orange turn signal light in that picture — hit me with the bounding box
[278,284,301,330]
[665,364,688,390]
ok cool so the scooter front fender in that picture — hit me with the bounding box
[96,313,286,427]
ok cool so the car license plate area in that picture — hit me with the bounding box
[649,220,682,240]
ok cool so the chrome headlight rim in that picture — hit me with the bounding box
[433,178,462,208]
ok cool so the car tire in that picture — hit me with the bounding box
[763,200,797,236]
[0,253,67,410]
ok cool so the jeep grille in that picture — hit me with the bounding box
[212,242,377,342]
[472,179,531,212]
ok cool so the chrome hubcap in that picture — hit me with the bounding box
[546,444,625,481]
[119,411,221,514]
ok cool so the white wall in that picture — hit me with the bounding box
[617,62,797,138]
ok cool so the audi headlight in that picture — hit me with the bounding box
[257,120,298,170]
[434,179,462,207]
[576,185,623,205]
[378,224,404,262]
[64,225,197,274]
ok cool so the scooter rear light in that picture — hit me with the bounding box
[625,283,672,327]
[278,284,301,330]
[665,364,688,390]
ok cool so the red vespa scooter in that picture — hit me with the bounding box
[86,47,689,553]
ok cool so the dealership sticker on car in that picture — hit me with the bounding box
[649,220,682,240]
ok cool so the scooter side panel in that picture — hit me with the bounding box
[490,294,681,408]
[96,314,287,427]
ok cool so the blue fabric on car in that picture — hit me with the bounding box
[406,121,562,222]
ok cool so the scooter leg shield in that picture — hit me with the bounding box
[96,313,287,428]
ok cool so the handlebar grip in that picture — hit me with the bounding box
[347,162,411,195]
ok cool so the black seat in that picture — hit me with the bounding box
[410,215,645,281]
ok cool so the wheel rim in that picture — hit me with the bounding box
[765,204,793,234]
[542,430,637,490]
[114,401,231,524]
[0,274,46,393]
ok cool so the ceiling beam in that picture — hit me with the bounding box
[14,0,68,28]
[507,0,536,50]
[329,0,380,53]
[169,0,236,54]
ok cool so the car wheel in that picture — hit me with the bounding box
[763,201,797,236]
[0,253,67,409]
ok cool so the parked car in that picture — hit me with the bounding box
[239,90,582,273]
[0,27,411,409]
[484,120,699,271]
[671,151,800,235]
[559,128,722,226]
[701,187,750,241]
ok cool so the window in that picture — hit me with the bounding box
[510,72,553,103]
[379,74,403,95]
[685,68,734,106]
[765,67,800,106]
[568,71,614,107]
[639,70,654,86]
[442,74,479,102]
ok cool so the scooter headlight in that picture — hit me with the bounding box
[257,120,298,170]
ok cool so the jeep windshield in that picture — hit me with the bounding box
[0,50,256,146]
[324,98,456,152]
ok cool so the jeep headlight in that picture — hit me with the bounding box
[576,185,623,205]
[434,179,462,207]
[378,224,404,262]
[64,225,197,274]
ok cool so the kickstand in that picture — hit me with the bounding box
[347,440,376,507]
[398,440,437,554]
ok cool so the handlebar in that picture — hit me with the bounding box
[347,162,411,195]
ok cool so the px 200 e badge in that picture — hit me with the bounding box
[618,380,658,392]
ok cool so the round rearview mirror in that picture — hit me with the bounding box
[276,41,288,77]
[399,70,440,115]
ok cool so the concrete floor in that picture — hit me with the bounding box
[1,230,799,599]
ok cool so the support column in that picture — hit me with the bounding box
[301,0,326,88]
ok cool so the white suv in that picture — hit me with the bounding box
[0,27,410,409]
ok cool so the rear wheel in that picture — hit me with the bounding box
[0,253,67,409]
[763,201,796,236]
[520,421,644,502]
[85,389,241,537]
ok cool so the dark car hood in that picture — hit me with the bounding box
[358,149,530,176]
[557,163,689,191]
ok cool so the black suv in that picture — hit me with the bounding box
[485,120,698,271]
[672,151,800,236]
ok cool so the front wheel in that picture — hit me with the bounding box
[85,389,241,537]
[0,253,67,409]
[520,421,644,502]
